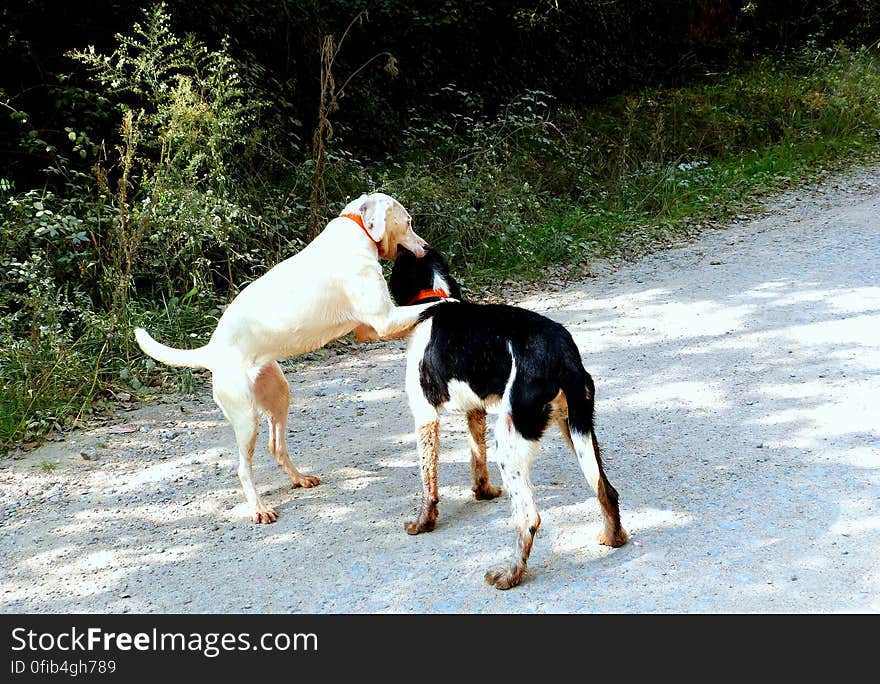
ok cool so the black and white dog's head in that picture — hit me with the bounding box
[391,246,463,306]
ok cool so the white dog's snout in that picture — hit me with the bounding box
[404,233,429,257]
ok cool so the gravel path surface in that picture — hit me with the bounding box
[2,166,879,613]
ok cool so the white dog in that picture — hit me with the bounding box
[135,192,442,523]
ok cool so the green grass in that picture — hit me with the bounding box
[430,141,880,286]
[0,295,215,452]
[467,134,879,284]
[409,47,880,286]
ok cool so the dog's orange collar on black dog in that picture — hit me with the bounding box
[407,288,450,305]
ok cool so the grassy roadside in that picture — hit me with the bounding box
[397,47,880,286]
[3,46,880,453]
[468,134,880,286]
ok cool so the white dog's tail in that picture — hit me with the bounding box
[134,327,212,369]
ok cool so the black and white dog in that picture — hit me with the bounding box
[390,248,628,589]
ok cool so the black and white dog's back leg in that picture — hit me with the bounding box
[560,374,628,548]
[466,409,503,500]
[485,419,541,590]
[405,418,440,534]
[570,428,627,547]
[404,321,441,534]
[484,357,544,590]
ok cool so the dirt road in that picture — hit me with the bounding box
[2,165,879,613]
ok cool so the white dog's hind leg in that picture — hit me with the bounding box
[254,362,319,489]
[213,370,277,524]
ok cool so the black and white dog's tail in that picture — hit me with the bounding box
[559,367,623,539]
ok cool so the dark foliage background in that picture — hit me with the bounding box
[4,1,879,184]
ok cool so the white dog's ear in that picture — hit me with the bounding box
[359,195,392,242]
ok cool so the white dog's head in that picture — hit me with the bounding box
[348,192,428,260]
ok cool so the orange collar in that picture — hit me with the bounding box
[407,288,450,305]
[341,213,379,245]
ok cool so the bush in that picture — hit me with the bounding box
[0,4,312,452]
